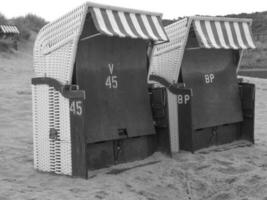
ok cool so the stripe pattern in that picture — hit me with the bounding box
[90,7,168,41]
[0,25,20,34]
[193,20,255,49]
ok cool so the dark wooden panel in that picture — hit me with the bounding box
[176,82,254,152]
[193,127,215,151]
[86,136,156,169]
[216,124,240,145]
[155,127,171,154]
[177,88,194,152]
[192,124,240,151]
[70,98,87,178]
[181,49,243,129]
[76,36,155,143]
[87,141,114,169]
[239,83,255,143]
[79,13,99,39]
[150,88,170,154]
[115,136,156,163]
[150,88,168,128]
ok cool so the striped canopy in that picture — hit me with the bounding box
[89,7,168,41]
[192,18,255,49]
[0,25,20,34]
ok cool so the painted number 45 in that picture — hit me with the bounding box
[105,63,118,89]
[70,101,82,116]
[105,75,118,89]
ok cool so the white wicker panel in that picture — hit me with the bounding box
[33,32,47,78]
[59,141,72,175]
[154,18,188,55]
[45,87,72,175]
[59,94,72,175]
[32,85,51,172]
[52,90,60,174]
[32,3,88,176]
[167,91,179,153]
[58,95,71,142]
[33,3,88,83]
[54,140,61,174]
[32,85,38,169]
[45,41,75,84]
[149,18,189,84]
[48,87,56,172]
[149,48,183,84]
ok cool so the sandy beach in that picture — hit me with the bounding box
[1,41,267,200]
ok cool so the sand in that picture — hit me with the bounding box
[1,42,267,200]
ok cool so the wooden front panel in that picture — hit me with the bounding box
[181,49,243,129]
[76,36,155,143]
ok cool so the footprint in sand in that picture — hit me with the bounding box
[245,174,262,185]
[225,177,239,184]
[211,158,254,175]
[211,192,233,200]
[2,178,17,183]
[234,185,250,197]
[212,158,234,166]
[137,190,157,200]
[94,191,109,200]
[215,164,253,175]
[16,90,31,95]
[190,179,208,193]
[69,188,87,193]
[195,164,210,171]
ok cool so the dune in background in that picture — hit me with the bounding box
[1,37,267,200]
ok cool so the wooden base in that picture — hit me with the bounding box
[178,82,255,152]
[87,135,157,169]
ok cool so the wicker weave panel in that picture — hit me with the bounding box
[48,87,56,172]
[52,89,60,173]
[58,94,72,175]
[45,87,72,175]
[32,3,88,176]
[44,39,76,84]
[32,85,38,169]
[32,85,51,172]
[149,18,189,84]
[154,18,188,55]
[59,95,71,142]
[149,48,183,84]
[33,3,88,83]
[59,142,72,175]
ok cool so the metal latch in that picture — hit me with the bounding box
[49,128,59,140]
[118,128,128,137]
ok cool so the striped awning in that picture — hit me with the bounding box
[192,19,256,49]
[0,25,20,34]
[90,7,168,41]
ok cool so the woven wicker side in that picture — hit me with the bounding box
[34,3,88,82]
[32,3,88,175]
[32,85,38,169]
[32,84,51,172]
[149,18,189,84]
[58,94,72,175]
[48,87,56,172]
